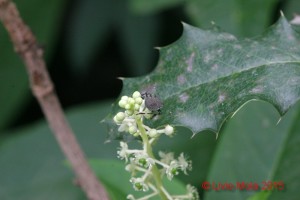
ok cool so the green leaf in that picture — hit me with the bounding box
[185,0,277,37]
[0,101,117,199]
[284,0,300,33]
[247,191,272,200]
[284,0,300,20]
[128,0,277,37]
[67,0,158,76]
[203,101,300,200]
[267,106,300,200]
[66,0,113,72]
[106,16,300,137]
[129,0,185,14]
[118,10,159,76]
[0,0,66,131]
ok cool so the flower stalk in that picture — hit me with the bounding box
[113,91,199,200]
[136,118,167,199]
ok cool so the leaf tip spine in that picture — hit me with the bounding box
[215,132,219,140]
[276,117,282,126]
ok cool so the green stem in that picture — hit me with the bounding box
[136,118,168,200]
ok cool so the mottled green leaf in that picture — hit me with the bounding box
[107,16,300,137]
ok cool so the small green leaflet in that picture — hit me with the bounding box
[105,16,300,138]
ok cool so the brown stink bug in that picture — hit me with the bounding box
[141,92,163,115]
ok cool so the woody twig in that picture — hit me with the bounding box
[0,1,109,199]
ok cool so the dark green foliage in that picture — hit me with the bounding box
[2,1,300,199]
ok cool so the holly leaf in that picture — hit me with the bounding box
[106,15,300,137]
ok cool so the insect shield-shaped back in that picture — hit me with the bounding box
[141,92,163,114]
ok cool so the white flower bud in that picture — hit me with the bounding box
[129,126,137,134]
[164,125,174,136]
[126,110,134,116]
[113,116,119,123]
[125,104,131,110]
[134,104,140,110]
[135,97,143,105]
[121,96,129,101]
[116,112,125,121]
[133,132,140,137]
[128,97,135,105]
[148,129,158,137]
[118,99,127,108]
[132,91,141,98]
[127,194,136,200]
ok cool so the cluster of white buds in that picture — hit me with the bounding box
[114,91,174,138]
[113,91,199,200]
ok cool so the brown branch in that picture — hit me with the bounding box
[0,1,109,200]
